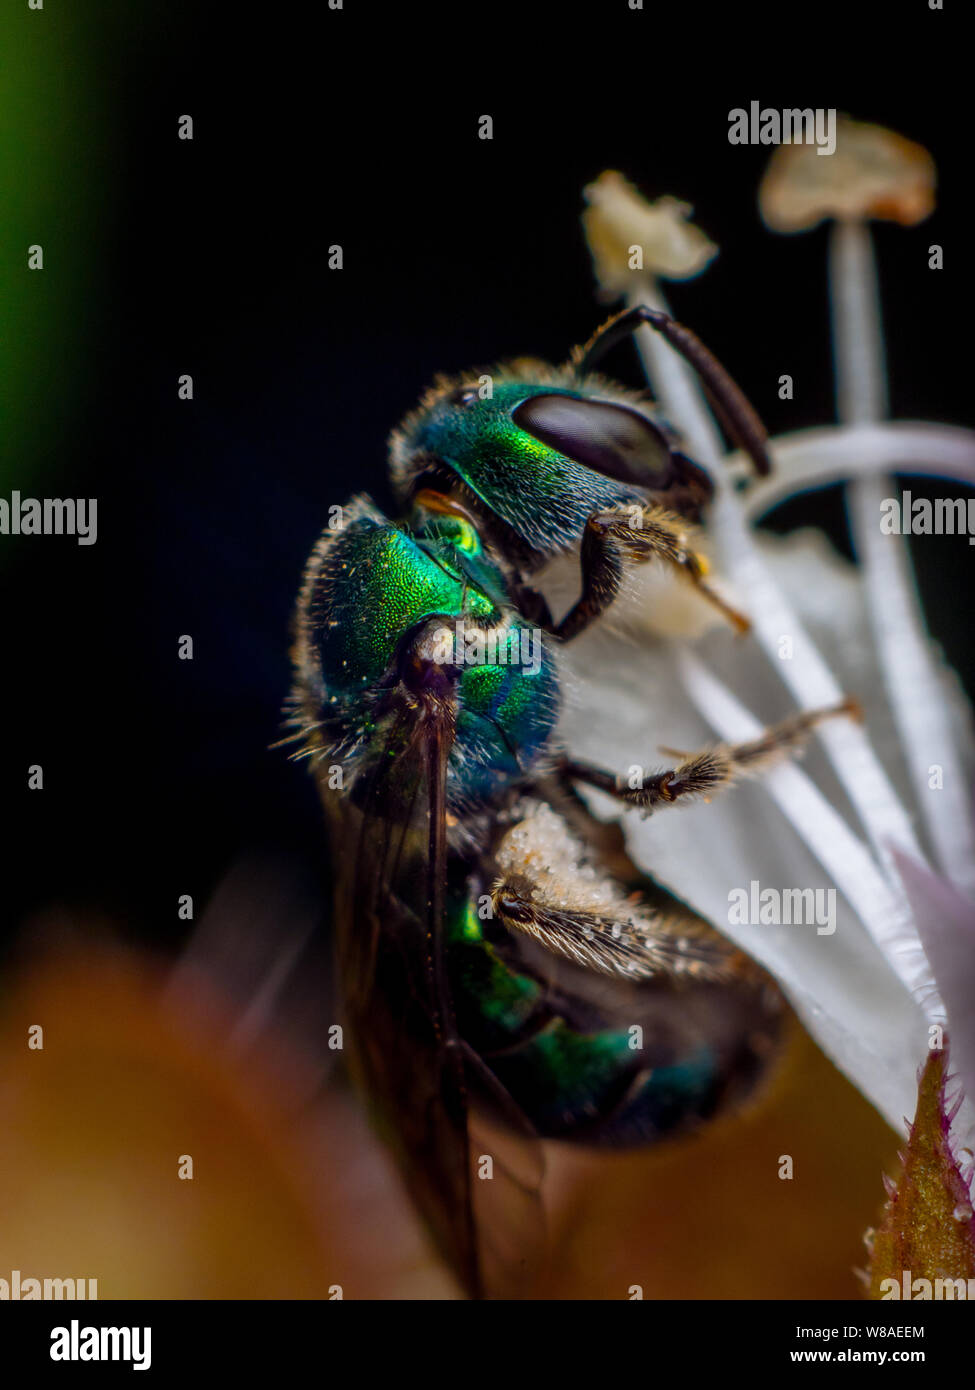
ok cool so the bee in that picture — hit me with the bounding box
[287,305,851,1298]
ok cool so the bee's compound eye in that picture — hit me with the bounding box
[513,393,675,489]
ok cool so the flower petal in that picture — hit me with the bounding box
[893,848,975,1170]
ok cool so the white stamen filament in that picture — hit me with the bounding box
[625,284,932,898]
[616,266,975,1144]
[829,218,975,903]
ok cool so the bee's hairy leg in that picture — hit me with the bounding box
[560,698,862,814]
[487,800,754,984]
[552,502,749,642]
[506,578,554,630]
[489,873,732,983]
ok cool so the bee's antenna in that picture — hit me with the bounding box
[574,306,772,477]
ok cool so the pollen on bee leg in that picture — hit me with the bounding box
[494,801,647,922]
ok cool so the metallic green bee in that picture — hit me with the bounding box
[288,306,848,1298]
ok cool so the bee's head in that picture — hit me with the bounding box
[389,366,690,559]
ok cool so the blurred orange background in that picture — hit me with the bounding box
[0,933,897,1300]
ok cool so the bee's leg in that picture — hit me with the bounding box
[574,304,772,478]
[561,699,861,814]
[552,501,749,641]
[490,874,723,982]
[506,578,554,630]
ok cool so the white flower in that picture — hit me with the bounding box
[565,155,975,1183]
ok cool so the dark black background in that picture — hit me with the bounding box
[4,3,971,949]
[4,1296,964,1373]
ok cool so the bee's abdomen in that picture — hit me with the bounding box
[446,800,783,1147]
[452,928,779,1146]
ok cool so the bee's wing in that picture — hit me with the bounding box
[332,695,546,1299]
